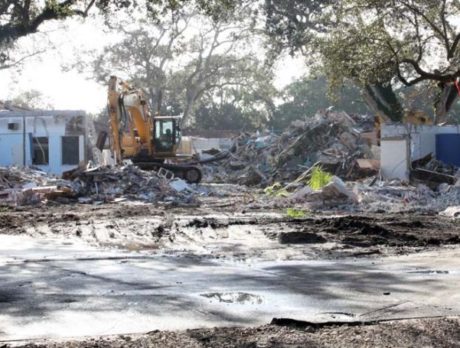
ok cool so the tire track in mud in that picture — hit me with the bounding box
[1,205,460,258]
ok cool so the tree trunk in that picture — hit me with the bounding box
[157,89,163,115]
[182,100,193,127]
[362,84,404,122]
[434,84,458,124]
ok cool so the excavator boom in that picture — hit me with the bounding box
[106,76,202,183]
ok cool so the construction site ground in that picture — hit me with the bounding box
[1,185,460,347]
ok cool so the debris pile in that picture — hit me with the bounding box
[0,166,72,205]
[202,110,376,186]
[262,166,359,209]
[268,175,460,213]
[410,154,459,189]
[354,180,460,213]
[0,165,197,206]
[71,165,196,204]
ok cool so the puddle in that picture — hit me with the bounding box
[200,292,263,305]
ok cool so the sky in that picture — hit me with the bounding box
[0,18,307,114]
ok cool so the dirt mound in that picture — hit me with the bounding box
[276,215,460,249]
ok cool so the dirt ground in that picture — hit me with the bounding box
[1,200,460,259]
[12,317,460,348]
[2,189,460,347]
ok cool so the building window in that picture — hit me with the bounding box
[32,137,49,165]
[62,136,79,165]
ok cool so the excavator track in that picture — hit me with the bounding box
[135,161,202,184]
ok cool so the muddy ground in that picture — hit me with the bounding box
[2,193,460,347]
[1,201,460,259]
[13,317,460,348]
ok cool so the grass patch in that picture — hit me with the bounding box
[264,182,290,197]
[286,208,306,219]
[308,166,333,190]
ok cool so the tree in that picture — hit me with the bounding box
[270,76,369,130]
[83,7,271,125]
[0,0,239,47]
[0,29,54,70]
[263,0,334,54]
[193,70,277,130]
[89,14,191,114]
[176,33,268,125]
[262,0,460,123]
[194,103,257,131]
[322,2,460,104]
[0,0,99,46]
[8,89,53,109]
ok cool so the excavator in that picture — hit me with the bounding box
[103,76,202,183]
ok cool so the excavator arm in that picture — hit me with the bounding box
[107,76,154,162]
[106,76,203,183]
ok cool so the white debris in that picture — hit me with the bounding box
[440,206,460,217]
[170,179,192,192]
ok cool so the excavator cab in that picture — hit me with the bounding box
[153,116,182,156]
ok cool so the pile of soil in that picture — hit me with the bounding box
[277,215,460,248]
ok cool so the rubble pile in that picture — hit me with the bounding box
[267,176,460,213]
[0,166,71,205]
[71,165,196,204]
[0,165,197,206]
[0,166,50,189]
[410,154,459,189]
[203,110,376,186]
[355,180,460,213]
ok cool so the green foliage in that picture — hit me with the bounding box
[264,183,289,198]
[264,0,334,54]
[9,89,53,110]
[261,0,460,123]
[320,21,398,88]
[308,166,332,191]
[270,76,369,130]
[193,63,277,130]
[194,103,257,131]
[286,208,306,219]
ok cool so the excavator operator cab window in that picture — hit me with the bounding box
[175,124,181,144]
[155,119,176,152]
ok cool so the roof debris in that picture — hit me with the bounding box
[201,110,377,185]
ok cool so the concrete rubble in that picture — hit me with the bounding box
[0,165,198,206]
[201,110,377,185]
[274,176,460,214]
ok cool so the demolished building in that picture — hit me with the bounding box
[0,108,87,175]
[201,110,378,185]
[381,124,460,182]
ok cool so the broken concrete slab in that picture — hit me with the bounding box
[310,176,359,203]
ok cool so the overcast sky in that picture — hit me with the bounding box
[0,17,307,114]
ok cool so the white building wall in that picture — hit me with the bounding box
[380,138,410,180]
[191,137,233,154]
[381,124,460,180]
[0,111,86,176]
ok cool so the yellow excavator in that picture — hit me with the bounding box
[103,76,202,183]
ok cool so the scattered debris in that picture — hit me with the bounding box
[169,179,193,192]
[202,110,376,185]
[0,165,198,206]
